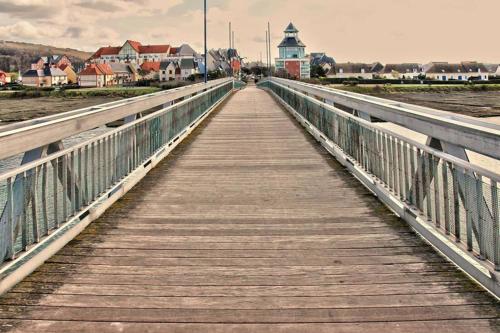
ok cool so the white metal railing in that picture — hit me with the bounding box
[271,77,500,160]
[0,78,232,160]
[0,79,234,263]
[259,79,500,287]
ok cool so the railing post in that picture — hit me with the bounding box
[491,181,499,270]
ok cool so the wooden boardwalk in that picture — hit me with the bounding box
[0,85,498,332]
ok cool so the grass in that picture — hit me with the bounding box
[0,86,161,99]
[64,87,161,97]
[331,84,500,94]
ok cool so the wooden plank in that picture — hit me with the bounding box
[0,85,498,332]
[11,281,482,297]
[0,305,498,323]
[1,320,499,333]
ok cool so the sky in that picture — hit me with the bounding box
[0,0,499,64]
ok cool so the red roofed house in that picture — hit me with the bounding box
[90,40,171,65]
[139,61,161,80]
[78,63,115,87]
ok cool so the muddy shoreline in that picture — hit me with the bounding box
[0,96,122,123]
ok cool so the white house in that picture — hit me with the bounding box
[21,67,68,87]
[327,62,384,79]
[90,40,171,65]
[423,62,489,81]
[180,58,197,80]
[159,61,177,81]
[78,63,115,87]
[379,63,422,79]
[109,63,137,84]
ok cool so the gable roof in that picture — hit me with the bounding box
[330,62,382,74]
[79,63,114,76]
[139,45,170,54]
[382,63,422,74]
[23,69,43,77]
[160,61,176,70]
[91,46,121,59]
[125,40,142,52]
[140,61,161,72]
[32,55,68,65]
[44,67,67,77]
[109,62,133,73]
[58,64,71,71]
[311,54,335,66]
[96,63,114,75]
[484,64,500,73]
[91,41,171,59]
[425,62,488,74]
[171,44,198,57]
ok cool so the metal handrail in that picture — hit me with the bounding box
[0,80,234,262]
[0,78,233,160]
[260,78,500,273]
[270,77,500,159]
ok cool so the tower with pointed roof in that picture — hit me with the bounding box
[275,23,310,79]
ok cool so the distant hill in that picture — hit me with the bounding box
[0,40,92,72]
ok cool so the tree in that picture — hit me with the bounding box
[310,65,326,78]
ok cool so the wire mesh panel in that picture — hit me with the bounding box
[263,79,500,270]
[0,80,233,263]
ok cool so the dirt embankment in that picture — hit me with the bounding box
[330,85,500,118]
[368,91,500,118]
[0,96,121,123]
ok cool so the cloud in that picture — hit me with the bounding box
[64,26,83,38]
[167,0,229,16]
[75,0,122,12]
[0,21,45,39]
[0,1,55,18]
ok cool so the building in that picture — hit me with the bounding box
[327,62,383,79]
[485,64,500,78]
[90,40,171,65]
[169,44,199,59]
[423,62,489,81]
[78,63,115,87]
[0,70,11,85]
[59,64,77,84]
[31,55,72,70]
[275,23,310,79]
[139,61,161,80]
[179,58,197,80]
[159,61,177,81]
[109,63,138,84]
[22,66,68,87]
[310,53,335,72]
[379,63,422,79]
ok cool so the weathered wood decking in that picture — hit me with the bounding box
[0,85,498,332]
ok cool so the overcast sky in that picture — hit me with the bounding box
[0,0,499,63]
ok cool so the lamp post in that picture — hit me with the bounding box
[204,0,208,83]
